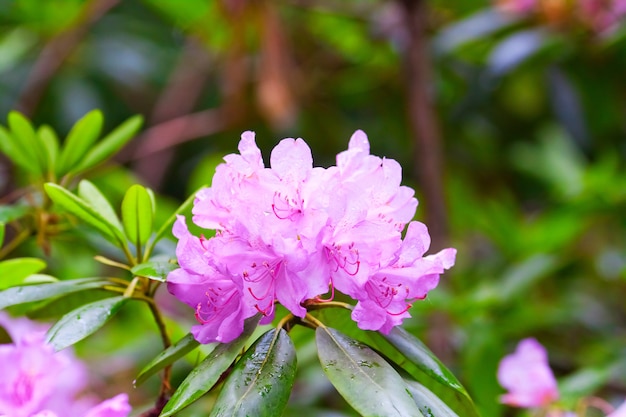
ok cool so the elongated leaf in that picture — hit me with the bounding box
[73,115,143,173]
[404,379,461,417]
[0,278,111,310]
[58,110,103,174]
[0,222,4,247]
[316,326,423,417]
[44,183,126,245]
[38,125,60,176]
[131,260,176,282]
[78,180,123,232]
[147,189,198,256]
[46,295,129,351]
[0,257,46,290]
[209,328,297,417]
[135,332,200,387]
[0,126,32,171]
[8,111,47,174]
[160,316,260,417]
[384,327,466,394]
[383,327,480,417]
[122,184,153,248]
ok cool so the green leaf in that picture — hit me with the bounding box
[8,111,48,174]
[0,204,30,223]
[404,379,461,417]
[131,260,176,282]
[316,326,423,417]
[0,222,4,247]
[77,180,123,232]
[160,316,260,417]
[135,332,200,387]
[58,110,103,175]
[0,126,33,172]
[44,183,126,246]
[384,327,467,395]
[383,327,480,417]
[0,278,111,310]
[122,184,154,248]
[73,115,143,173]
[45,295,129,351]
[0,257,47,290]
[37,125,60,176]
[209,328,297,417]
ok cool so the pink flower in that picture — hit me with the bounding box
[0,313,131,417]
[608,400,626,417]
[498,338,560,408]
[167,130,455,343]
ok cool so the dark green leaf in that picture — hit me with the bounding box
[316,326,423,417]
[77,180,123,232]
[0,257,47,290]
[8,111,47,174]
[73,115,143,173]
[44,183,126,245]
[160,315,260,417]
[209,328,297,417]
[58,110,103,174]
[404,379,461,417]
[135,332,200,387]
[122,184,153,248]
[384,327,466,395]
[131,260,176,282]
[45,295,129,351]
[0,278,112,310]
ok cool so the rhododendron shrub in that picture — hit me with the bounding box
[167,130,456,344]
[0,313,131,417]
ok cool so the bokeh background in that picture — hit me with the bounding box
[1,0,626,416]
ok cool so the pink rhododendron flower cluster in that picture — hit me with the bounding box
[167,130,456,344]
[0,313,131,417]
[498,338,626,417]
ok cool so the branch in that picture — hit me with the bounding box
[398,0,449,250]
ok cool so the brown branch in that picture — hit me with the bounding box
[398,0,449,251]
[16,0,120,116]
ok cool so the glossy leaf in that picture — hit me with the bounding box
[404,379,461,417]
[73,115,143,173]
[122,184,154,248]
[58,109,103,174]
[0,278,112,310]
[209,328,297,417]
[8,111,47,174]
[383,327,467,395]
[160,316,260,417]
[46,295,129,351]
[316,326,423,417]
[77,180,123,232]
[135,332,200,387]
[44,183,126,245]
[0,257,47,290]
[130,260,176,282]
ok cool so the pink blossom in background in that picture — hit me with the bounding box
[608,400,626,417]
[167,130,456,344]
[0,313,131,417]
[497,338,560,408]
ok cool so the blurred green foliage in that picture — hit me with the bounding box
[1,0,626,416]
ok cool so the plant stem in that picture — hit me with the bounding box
[0,228,31,259]
[146,299,172,398]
